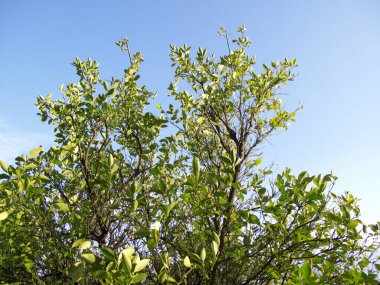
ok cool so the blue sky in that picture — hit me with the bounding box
[1,1,379,223]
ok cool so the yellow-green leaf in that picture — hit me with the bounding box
[132,253,140,264]
[212,232,220,246]
[196,117,205,124]
[192,157,200,180]
[134,258,150,273]
[29,147,43,159]
[212,241,219,257]
[131,273,147,284]
[120,247,135,259]
[122,253,132,272]
[56,202,69,213]
[81,253,96,264]
[0,211,9,221]
[183,256,191,268]
[132,200,138,212]
[165,275,177,283]
[200,248,206,261]
[108,154,114,166]
[254,158,262,166]
[79,240,91,250]
[0,160,8,172]
[72,239,90,249]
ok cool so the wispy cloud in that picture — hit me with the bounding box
[0,116,53,163]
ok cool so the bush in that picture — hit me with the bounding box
[0,27,379,284]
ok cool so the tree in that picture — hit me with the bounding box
[0,27,379,284]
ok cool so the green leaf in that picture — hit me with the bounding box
[0,173,10,179]
[29,146,43,159]
[79,240,91,250]
[108,154,114,166]
[147,238,157,251]
[175,132,183,140]
[111,164,118,173]
[183,256,191,268]
[166,201,177,215]
[196,117,205,124]
[348,219,359,229]
[25,177,30,190]
[200,248,206,261]
[122,253,132,272]
[134,259,150,273]
[301,262,311,280]
[120,247,135,259]
[254,158,262,166]
[131,273,147,284]
[93,270,111,280]
[248,214,260,225]
[102,81,109,90]
[211,240,219,257]
[72,239,91,249]
[69,262,84,282]
[212,232,220,246]
[188,253,202,265]
[18,177,29,191]
[132,199,139,212]
[347,194,355,205]
[24,259,34,272]
[81,253,96,264]
[56,202,70,213]
[192,157,200,180]
[100,247,116,261]
[0,211,9,221]
[165,275,177,283]
[0,160,8,172]
[134,228,150,238]
[150,168,160,176]
[132,253,140,264]
[220,155,232,165]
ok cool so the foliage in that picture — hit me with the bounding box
[0,27,379,284]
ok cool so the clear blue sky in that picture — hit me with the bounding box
[1,1,379,223]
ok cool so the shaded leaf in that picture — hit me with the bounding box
[69,262,84,282]
[131,273,147,283]
[301,262,311,280]
[100,247,116,261]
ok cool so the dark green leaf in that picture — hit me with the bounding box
[100,247,116,261]
[69,262,84,282]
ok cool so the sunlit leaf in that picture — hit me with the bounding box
[29,147,43,159]
[0,211,9,221]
